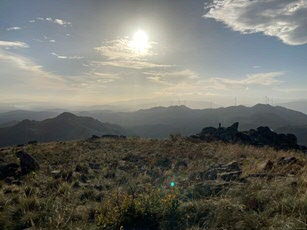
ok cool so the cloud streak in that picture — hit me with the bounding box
[51,53,83,60]
[144,69,199,85]
[7,27,21,31]
[0,41,29,49]
[204,0,307,45]
[212,72,284,87]
[36,17,71,26]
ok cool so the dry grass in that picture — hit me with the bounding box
[0,137,306,229]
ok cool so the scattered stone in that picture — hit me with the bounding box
[207,161,242,181]
[51,170,61,177]
[174,160,188,171]
[190,181,229,198]
[122,154,141,163]
[80,174,88,183]
[89,135,100,140]
[263,160,274,171]
[0,163,19,179]
[190,161,242,182]
[101,134,126,139]
[4,177,14,184]
[75,164,88,174]
[155,157,172,170]
[220,171,242,182]
[28,140,38,145]
[278,157,298,165]
[94,184,104,191]
[15,151,40,175]
[89,162,101,170]
[290,181,298,189]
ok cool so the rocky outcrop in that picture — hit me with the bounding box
[191,122,305,151]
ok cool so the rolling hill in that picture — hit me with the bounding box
[0,112,128,147]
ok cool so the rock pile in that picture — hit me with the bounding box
[191,122,306,151]
[189,161,243,198]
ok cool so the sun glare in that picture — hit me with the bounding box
[130,30,150,53]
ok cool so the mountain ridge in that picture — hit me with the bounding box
[0,112,128,147]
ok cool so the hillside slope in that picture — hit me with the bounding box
[0,137,306,229]
[0,112,128,147]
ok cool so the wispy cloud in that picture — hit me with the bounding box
[51,53,83,60]
[94,60,172,70]
[212,72,284,87]
[0,49,71,104]
[35,17,71,27]
[144,69,199,85]
[204,0,307,45]
[154,71,285,98]
[0,41,29,49]
[7,27,21,31]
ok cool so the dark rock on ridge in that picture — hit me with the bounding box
[191,122,306,151]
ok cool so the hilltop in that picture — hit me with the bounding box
[0,112,128,147]
[0,136,306,229]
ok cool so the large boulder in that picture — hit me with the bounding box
[15,151,40,175]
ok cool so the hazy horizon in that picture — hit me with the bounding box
[1,0,307,108]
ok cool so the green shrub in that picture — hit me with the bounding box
[97,186,181,229]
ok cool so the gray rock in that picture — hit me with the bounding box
[89,162,101,170]
[220,171,242,181]
[15,151,40,175]
[191,161,242,182]
[278,157,297,165]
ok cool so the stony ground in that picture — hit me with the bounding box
[0,136,306,229]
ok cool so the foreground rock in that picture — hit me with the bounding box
[16,151,40,175]
[191,122,306,151]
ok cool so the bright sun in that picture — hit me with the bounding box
[130,30,150,53]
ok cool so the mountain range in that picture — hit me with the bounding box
[0,112,128,147]
[78,104,307,144]
[1,104,307,146]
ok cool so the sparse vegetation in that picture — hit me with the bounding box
[0,137,307,229]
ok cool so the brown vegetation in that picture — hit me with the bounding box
[0,136,306,229]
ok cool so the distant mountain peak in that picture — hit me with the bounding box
[56,112,77,119]
[253,103,273,108]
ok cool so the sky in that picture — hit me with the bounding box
[1,0,307,109]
